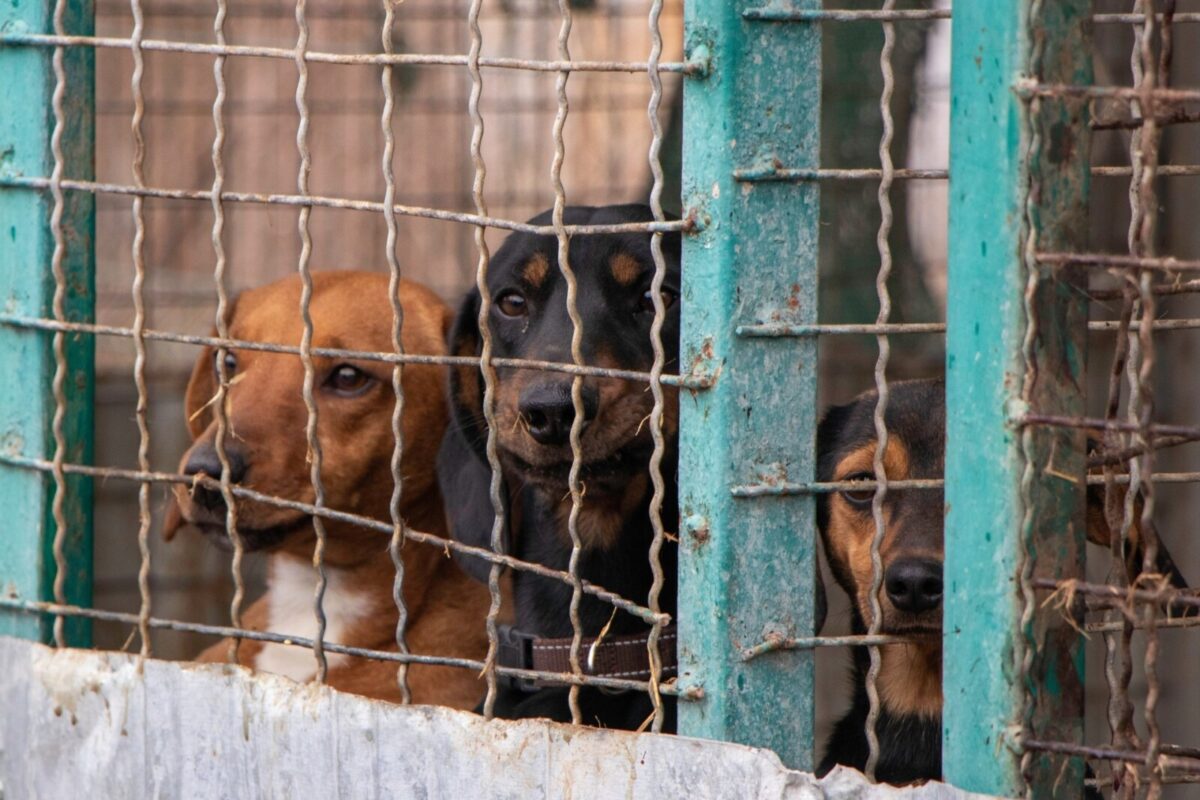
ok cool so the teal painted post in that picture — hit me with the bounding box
[945,1,1091,795]
[0,2,95,645]
[677,1,820,769]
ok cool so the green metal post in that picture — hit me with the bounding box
[945,1,1091,795]
[677,1,820,768]
[0,1,95,645]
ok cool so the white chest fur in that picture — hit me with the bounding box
[255,557,371,682]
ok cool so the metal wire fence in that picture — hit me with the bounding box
[0,0,1199,797]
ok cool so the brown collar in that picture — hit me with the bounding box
[497,624,678,692]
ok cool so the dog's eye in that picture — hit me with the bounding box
[638,288,678,314]
[840,472,877,507]
[495,291,528,318]
[326,364,372,396]
[214,349,237,378]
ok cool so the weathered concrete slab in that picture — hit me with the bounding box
[0,637,994,799]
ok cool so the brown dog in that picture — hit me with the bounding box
[164,271,490,708]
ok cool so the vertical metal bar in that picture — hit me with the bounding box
[644,0,668,734]
[550,0,585,727]
[677,1,820,768]
[0,0,95,647]
[128,0,152,661]
[292,0,329,682]
[1128,6,1166,795]
[944,1,1091,795]
[864,0,897,780]
[209,0,246,665]
[466,0,506,720]
[380,0,412,705]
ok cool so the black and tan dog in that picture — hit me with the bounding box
[816,378,1190,785]
[165,271,491,708]
[438,204,680,729]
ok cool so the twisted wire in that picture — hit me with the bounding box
[293,0,329,683]
[550,0,586,726]
[48,0,70,649]
[863,0,896,780]
[209,0,246,666]
[643,0,668,735]
[380,0,411,705]
[128,0,153,663]
[466,0,508,719]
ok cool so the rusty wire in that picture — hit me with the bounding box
[0,596,697,698]
[0,451,668,623]
[644,0,669,734]
[548,0,587,727]
[465,0,507,721]
[0,174,691,236]
[0,313,711,387]
[1015,0,1047,788]
[47,0,69,650]
[128,0,153,663]
[0,31,698,73]
[862,0,897,781]
[292,0,330,684]
[379,0,411,705]
[208,0,246,669]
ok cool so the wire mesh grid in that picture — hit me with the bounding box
[2,0,1200,792]
[0,0,695,730]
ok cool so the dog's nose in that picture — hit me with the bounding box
[519,382,599,446]
[884,558,943,614]
[183,442,247,509]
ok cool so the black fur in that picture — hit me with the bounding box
[437,204,680,730]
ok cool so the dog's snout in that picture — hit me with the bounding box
[183,442,247,509]
[884,558,943,614]
[519,383,599,446]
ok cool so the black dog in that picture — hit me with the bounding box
[815,378,1189,787]
[438,204,680,730]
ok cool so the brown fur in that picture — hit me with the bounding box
[608,252,643,286]
[521,253,550,289]
[166,271,490,708]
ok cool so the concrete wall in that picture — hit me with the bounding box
[0,637,992,800]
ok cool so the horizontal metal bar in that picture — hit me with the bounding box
[1019,82,1200,104]
[1040,251,1200,272]
[731,472,1200,497]
[740,9,1200,25]
[743,8,950,22]
[739,632,935,661]
[1032,578,1200,611]
[1090,279,1200,298]
[730,165,1200,182]
[1086,615,1200,634]
[0,452,668,625]
[730,478,944,497]
[0,597,699,698]
[1092,12,1200,24]
[1024,740,1200,771]
[0,313,713,389]
[0,176,695,237]
[0,31,702,74]
[1093,164,1200,178]
[737,320,1200,337]
[732,166,947,182]
[736,322,945,336]
[1020,413,1200,440]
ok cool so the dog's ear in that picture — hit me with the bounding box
[437,421,510,583]
[446,288,487,454]
[184,295,241,439]
[184,344,217,439]
[1085,480,1191,604]
[439,289,510,583]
